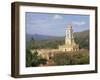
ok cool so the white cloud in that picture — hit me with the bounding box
[72,21,86,26]
[53,14,63,20]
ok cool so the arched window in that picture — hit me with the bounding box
[67,34,69,38]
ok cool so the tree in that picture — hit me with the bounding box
[26,49,48,67]
[26,49,33,67]
[51,53,70,65]
[26,37,36,49]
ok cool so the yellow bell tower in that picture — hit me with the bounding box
[65,24,75,45]
[59,24,79,52]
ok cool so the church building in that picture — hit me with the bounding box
[59,24,79,51]
[33,24,79,60]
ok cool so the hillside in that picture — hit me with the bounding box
[74,30,89,39]
[26,34,63,41]
[26,30,89,49]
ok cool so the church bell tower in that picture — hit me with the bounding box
[65,24,75,45]
[59,23,79,51]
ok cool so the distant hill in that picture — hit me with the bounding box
[26,30,89,41]
[74,30,89,39]
[26,34,63,41]
[74,30,89,49]
[26,30,89,49]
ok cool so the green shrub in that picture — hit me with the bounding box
[26,49,48,67]
[26,49,33,67]
[51,50,89,65]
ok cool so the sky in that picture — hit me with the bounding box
[26,12,89,36]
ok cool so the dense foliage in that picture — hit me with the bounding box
[27,37,89,49]
[51,50,89,65]
[74,36,89,49]
[26,49,47,67]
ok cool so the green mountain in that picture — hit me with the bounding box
[74,30,89,39]
[74,30,89,49]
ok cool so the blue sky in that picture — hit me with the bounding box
[26,12,89,36]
